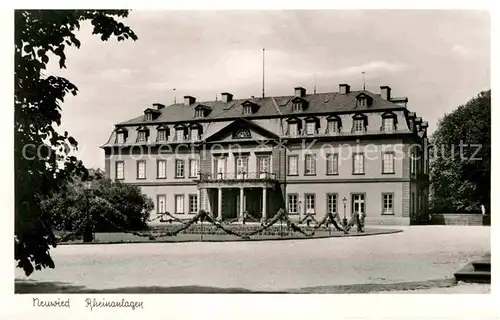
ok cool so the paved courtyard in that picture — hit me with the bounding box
[15,226,490,293]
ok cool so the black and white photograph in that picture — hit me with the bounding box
[3,5,496,319]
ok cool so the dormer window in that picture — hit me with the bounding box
[383,118,394,131]
[243,105,252,115]
[143,108,161,121]
[304,116,319,135]
[381,111,398,132]
[195,109,204,118]
[137,131,146,142]
[286,117,302,137]
[157,130,166,141]
[176,129,184,141]
[136,126,149,143]
[354,119,364,132]
[145,113,153,121]
[352,113,368,133]
[289,123,298,137]
[191,127,199,141]
[355,93,373,108]
[326,115,342,135]
[115,127,128,144]
[116,133,125,144]
[293,102,302,111]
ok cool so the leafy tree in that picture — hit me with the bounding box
[41,169,154,240]
[15,10,137,276]
[429,90,491,214]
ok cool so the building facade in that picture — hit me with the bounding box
[102,84,430,225]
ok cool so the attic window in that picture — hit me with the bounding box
[195,109,204,118]
[243,105,252,115]
[116,133,125,144]
[358,98,367,107]
[293,102,302,111]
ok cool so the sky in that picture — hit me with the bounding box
[47,10,490,169]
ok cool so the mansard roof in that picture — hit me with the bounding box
[117,89,403,126]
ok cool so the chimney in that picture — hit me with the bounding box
[153,103,165,110]
[184,96,196,106]
[339,84,350,95]
[221,92,233,103]
[294,87,306,98]
[380,86,391,100]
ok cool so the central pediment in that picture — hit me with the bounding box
[204,118,279,143]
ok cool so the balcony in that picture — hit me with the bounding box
[196,171,278,188]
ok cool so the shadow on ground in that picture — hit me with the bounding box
[15,278,457,294]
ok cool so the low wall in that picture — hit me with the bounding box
[431,213,487,226]
[365,217,410,226]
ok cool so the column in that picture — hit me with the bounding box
[261,187,267,222]
[239,187,244,221]
[217,187,223,221]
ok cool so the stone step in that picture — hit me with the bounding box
[472,259,491,272]
[454,262,491,284]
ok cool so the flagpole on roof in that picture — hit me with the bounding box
[362,72,366,91]
[262,48,265,98]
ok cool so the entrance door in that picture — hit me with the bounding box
[352,194,365,217]
[257,156,270,179]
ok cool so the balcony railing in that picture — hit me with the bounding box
[198,171,278,182]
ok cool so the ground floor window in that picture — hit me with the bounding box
[352,193,365,214]
[327,193,337,214]
[157,195,166,214]
[305,193,316,214]
[382,193,394,215]
[175,194,185,214]
[189,194,198,214]
[287,194,298,215]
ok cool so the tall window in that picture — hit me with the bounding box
[353,153,364,174]
[288,194,298,214]
[305,194,316,214]
[289,123,298,137]
[137,131,146,142]
[175,159,185,178]
[326,153,338,175]
[116,133,125,144]
[257,156,270,178]
[176,129,184,141]
[306,122,316,135]
[189,159,199,178]
[115,161,124,180]
[383,118,394,131]
[411,192,416,214]
[189,194,198,214]
[215,157,226,178]
[175,195,185,214]
[304,154,316,175]
[157,160,166,179]
[157,130,166,141]
[327,121,338,134]
[157,195,166,214]
[327,194,337,214]
[382,152,395,174]
[287,155,298,175]
[236,156,248,178]
[382,193,394,215]
[354,119,364,132]
[352,194,365,214]
[410,152,416,175]
[191,128,199,141]
[137,160,146,179]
